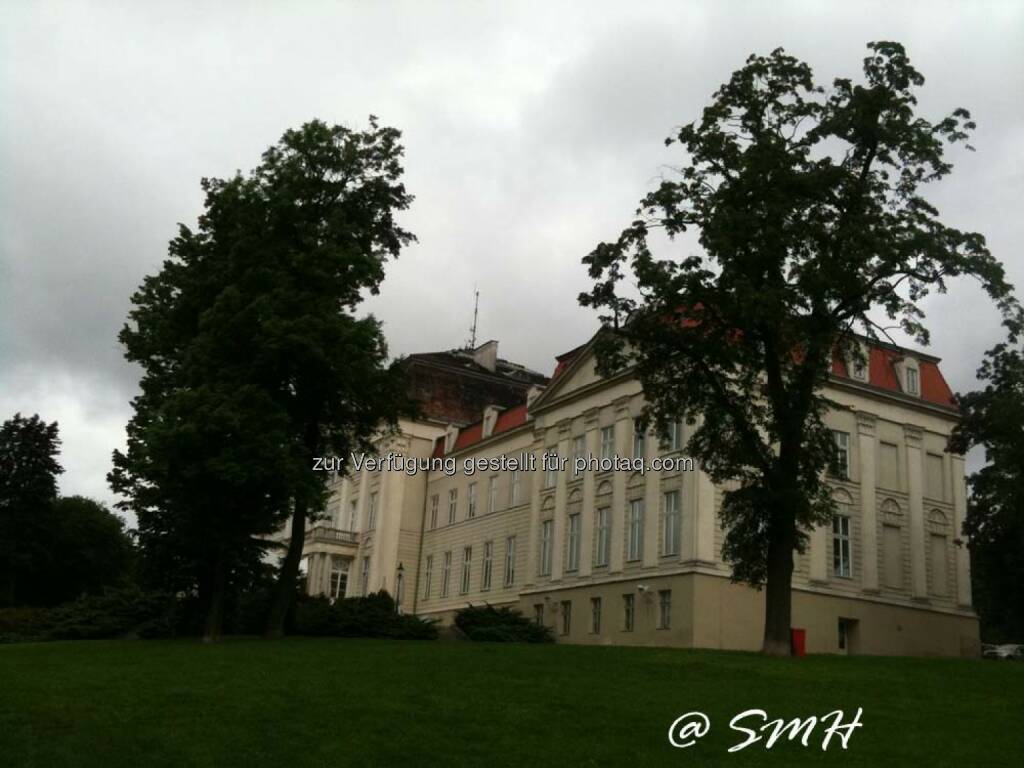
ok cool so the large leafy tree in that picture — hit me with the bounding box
[581,42,1021,654]
[112,118,413,640]
[0,413,62,606]
[949,344,1024,642]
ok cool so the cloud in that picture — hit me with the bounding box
[1,0,1021,513]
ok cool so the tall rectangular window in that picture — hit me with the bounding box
[460,546,472,594]
[926,453,945,500]
[441,551,451,597]
[488,476,498,514]
[623,594,635,631]
[560,601,572,636]
[906,366,919,395]
[422,555,433,598]
[367,491,378,531]
[658,589,672,629]
[627,499,645,561]
[504,535,517,586]
[832,515,852,578]
[662,490,681,556]
[567,512,581,571]
[930,534,948,596]
[482,540,494,591]
[632,420,646,458]
[595,507,611,567]
[329,557,349,600]
[879,443,900,489]
[467,482,478,519]
[590,597,602,634]
[534,604,544,625]
[600,426,615,461]
[664,421,682,453]
[429,494,439,530]
[510,470,521,506]
[830,430,851,480]
[539,520,553,575]
[348,499,359,531]
[360,556,370,596]
[572,435,586,477]
[544,451,558,488]
[448,488,457,524]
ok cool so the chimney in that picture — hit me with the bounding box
[472,340,498,373]
[482,405,503,438]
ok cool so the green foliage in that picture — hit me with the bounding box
[0,413,62,607]
[454,603,554,643]
[292,591,438,640]
[0,588,178,643]
[579,41,1021,650]
[110,118,416,638]
[949,344,1024,642]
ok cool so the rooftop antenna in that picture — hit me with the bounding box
[467,287,479,349]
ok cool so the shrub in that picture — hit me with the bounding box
[454,603,554,643]
[0,589,179,642]
[292,591,438,640]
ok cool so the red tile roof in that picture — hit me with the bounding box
[432,403,531,457]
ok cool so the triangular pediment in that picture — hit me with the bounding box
[529,333,605,410]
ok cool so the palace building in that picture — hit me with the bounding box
[281,334,979,657]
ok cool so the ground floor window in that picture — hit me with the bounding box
[560,601,572,636]
[623,594,635,631]
[658,589,671,629]
[590,597,601,634]
[534,603,544,625]
[329,556,349,600]
[360,556,370,596]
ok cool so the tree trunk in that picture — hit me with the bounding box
[202,554,227,643]
[762,515,796,656]
[265,498,307,639]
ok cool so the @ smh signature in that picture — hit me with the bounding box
[668,708,863,752]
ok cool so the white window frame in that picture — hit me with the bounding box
[429,494,438,530]
[560,600,572,636]
[544,451,558,489]
[367,491,378,531]
[422,554,433,598]
[360,556,370,596]
[632,420,646,458]
[509,470,521,506]
[482,540,493,591]
[329,557,349,600]
[662,490,681,557]
[460,546,472,594]
[448,488,457,524]
[833,514,852,578]
[488,476,498,514]
[504,535,516,586]
[906,365,919,396]
[566,512,581,571]
[467,482,477,519]
[627,499,645,561]
[441,551,451,597]
[595,507,611,567]
[623,593,635,631]
[572,435,586,476]
[665,421,682,453]
[831,430,851,480]
[658,589,671,629]
[600,426,615,461]
[539,519,553,576]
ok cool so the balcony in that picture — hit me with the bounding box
[305,526,360,546]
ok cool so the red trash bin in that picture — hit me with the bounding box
[791,628,806,657]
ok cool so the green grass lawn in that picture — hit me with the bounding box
[1,638,1021,767]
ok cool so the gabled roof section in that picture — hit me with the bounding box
[526,331,605,412]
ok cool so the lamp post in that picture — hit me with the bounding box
[395,562,405,614]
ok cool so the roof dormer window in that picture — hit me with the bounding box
[894,356,920,397]
[845,342,869,383]
[906,366,919,396]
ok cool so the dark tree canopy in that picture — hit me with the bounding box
[580,42,1020,654]
[110,118,415,640]
[949,344,1024,642]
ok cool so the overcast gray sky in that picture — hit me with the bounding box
[2,1,1021,517]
